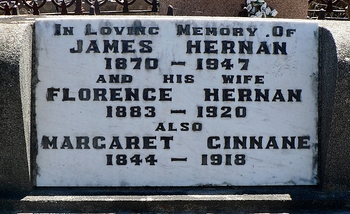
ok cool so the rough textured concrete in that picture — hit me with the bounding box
[160,0,308,19]
[318,24,338,191]
[318,21,350,191]
[0,17,34,196]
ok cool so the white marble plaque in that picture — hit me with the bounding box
[35,17,318,187]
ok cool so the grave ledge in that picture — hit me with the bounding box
[1,187,350,213]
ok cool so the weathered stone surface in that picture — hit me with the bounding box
[0,18,34,196]
[318,21,350,191]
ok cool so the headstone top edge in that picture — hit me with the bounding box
[35,16,319,25]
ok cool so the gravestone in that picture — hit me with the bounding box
[4,15,350,213]
[35,17,318,187]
